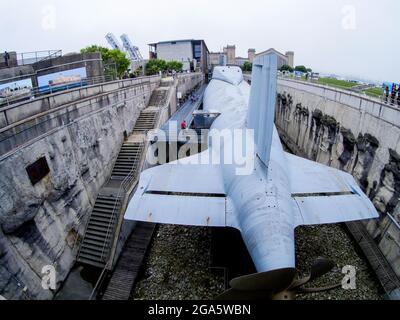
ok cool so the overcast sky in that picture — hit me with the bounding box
[1,0,398,83]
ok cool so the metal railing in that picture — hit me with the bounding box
[86,144,144,301]
[87,86,172,300]
[0,74,117,107]
[381,213,400,250]
[382,90,400,107]
[279,74,400,107]
[0,80,152,159]
[99,144,144,262]
[17,50,62,66]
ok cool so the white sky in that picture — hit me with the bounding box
[0,0,398,83]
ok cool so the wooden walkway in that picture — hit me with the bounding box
[102,222,156,300]
[346,221,400,295]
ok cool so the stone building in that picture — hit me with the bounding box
[255,48,294,69]
[248,49,256,63]
[223,45,236,65]
[208,52,227,70]
[285,51,295,68]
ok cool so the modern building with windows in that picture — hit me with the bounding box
[148,39,209,74]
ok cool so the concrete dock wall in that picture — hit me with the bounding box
[275,78,400,278]
[0,76,161,156]
[0,73,203,300]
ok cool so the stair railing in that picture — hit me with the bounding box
[99,87,172,264]
[99,143,144,263]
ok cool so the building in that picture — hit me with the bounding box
[285,51,294,68]
[248,49,256,63]
[208,52,227,70]
[208,46,294,71]
[235,57,249,68]
[255,48,294,69]
[223,45,236,65]
[148,39,209,74]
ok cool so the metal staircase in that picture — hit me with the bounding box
[77,195,122,268]
[133,111,158,132]
[77,88,168,269]
[149,89,167,105]
[77,142,144,268]
[111,143,144,180]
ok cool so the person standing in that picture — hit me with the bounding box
[4,51,10,67]
[397,86,400,106]
[385,86,390,103]
[180,120,187,130]
[391,84,397,105]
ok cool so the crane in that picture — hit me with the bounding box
[105,33,124,51]
[120,34,143,62]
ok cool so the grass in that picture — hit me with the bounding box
[317,77,359,89]
[282,74,384,99]
[363,87,384,98]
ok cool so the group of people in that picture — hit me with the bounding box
[179,94,200,129]
[384,83,400,106]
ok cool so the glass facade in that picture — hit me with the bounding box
[194,44,202,60]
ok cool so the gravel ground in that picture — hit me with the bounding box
[133,226,225,300]
[132,223,383,300]
[295,224,382,300]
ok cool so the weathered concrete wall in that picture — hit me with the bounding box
[0,65,35,83]
[0,77,161,156]
[32,52,103,83]
[0,78,160,300]
[0,76,160,129]
[0,73,204,300]
[0,53,104,89]
[275,78,400,277]
[0,52,18,69]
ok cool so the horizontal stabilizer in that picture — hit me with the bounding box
[125,158,227,227]
[285,153,379,226]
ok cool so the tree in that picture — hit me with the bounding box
[280,64,294,73]
[81,45,131,78]
[242,61,252,72]
[166,61,183,72]
[145,59,168,75]
[294,65,308,73]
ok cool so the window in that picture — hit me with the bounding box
[194,45,202,59]
[26,157,50,185]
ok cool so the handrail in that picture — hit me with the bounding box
[0,74,116,107]
[87,79,203,300]
[0,80,155,159]
[278,75,400,107]
[99,143,144,263]
[17,50,62,66]
[87,145,143,301]
[387,213,400,231]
